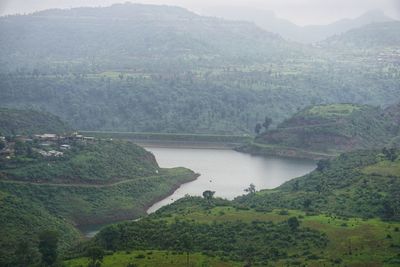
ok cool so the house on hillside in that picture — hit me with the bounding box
[83,136,95,142]
[34,134,58,141]
[60,144,71,150]
[37,149,63,157]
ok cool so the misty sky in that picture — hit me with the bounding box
[0,0,399,25]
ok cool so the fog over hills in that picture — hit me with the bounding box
[0,3,399,134]
[203,7,395,43]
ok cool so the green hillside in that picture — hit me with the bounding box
[239,103,398,159]
[0,140,159,184]
[0,139,197,266]
[66,149,400,266]
[0,4,399,134]
[235,149,400,221]
[0,3,286,73]
[0,108,70,136]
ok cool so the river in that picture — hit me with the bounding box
[81,145,315,237]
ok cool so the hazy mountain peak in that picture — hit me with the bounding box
[32,2,198,20]
[202,6,394,44]
[359,9,388,20]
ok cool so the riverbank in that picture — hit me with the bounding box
[145,172,200,214]
[236,141,337,160]
[77,171,200,237]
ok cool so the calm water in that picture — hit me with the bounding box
[146,146,315,213]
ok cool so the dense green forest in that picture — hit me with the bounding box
[239,103,400,159]
[66,149,400,266]
[0,108,70,136]
[0,4,399,134]
[0,140,159,184]
[1,66,399,134]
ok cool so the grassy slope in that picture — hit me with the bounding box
[0,107,70,136]
[158,203,400,266]
[67,199,400,267]
[0,168,196,226]
[239,103,398,159]
[1,140,159,184]
[65,250,241,267]
[235,149,400,220]
[0,191,80,265]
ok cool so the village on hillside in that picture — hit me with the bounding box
[0,132,96,160]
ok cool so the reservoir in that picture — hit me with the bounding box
[146,146,315,213]
[81,145,315,237]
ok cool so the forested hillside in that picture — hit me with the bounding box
[323,21,400,48]
[239,103,399,159]
[236,149,400,220]
[0,3,286,73]
[0,138,197,266]
[0,4,399,134]
[0,108,70,135]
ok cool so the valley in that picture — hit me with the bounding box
[0,2,399,267]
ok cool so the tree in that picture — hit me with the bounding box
[262,117,272,131]
[240,243,256,267]
[179,233,193,267]
[38,230,59,267]
[254,123,262,135]
[316,159,330,172]
[86,246,104,267]
[382,147,397,162]
[303,199,312,210]
[202,190,215,205]
[287,217,300,231]
[292,180,299,192]
[99,225,120,250]
[13,240,39,267]
[244,183,256,194]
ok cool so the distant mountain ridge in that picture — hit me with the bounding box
[0,2,287,73]
[322,21,400,48]
[203,7,395,43]
[32,3,197,20]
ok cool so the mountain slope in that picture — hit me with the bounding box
[0,135,197,266]
[322,21,400,48]
[0,3,287,73]
[203,8,394,43]
[235,149,400,221]
[0,108,71,136]
[239,103,398,159]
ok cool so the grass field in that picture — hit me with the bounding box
[362,159,400,177]
[65,250,241,267]
[306,104,361,117]
[153,206,400,267]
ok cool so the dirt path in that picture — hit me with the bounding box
[0,174,168,188]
